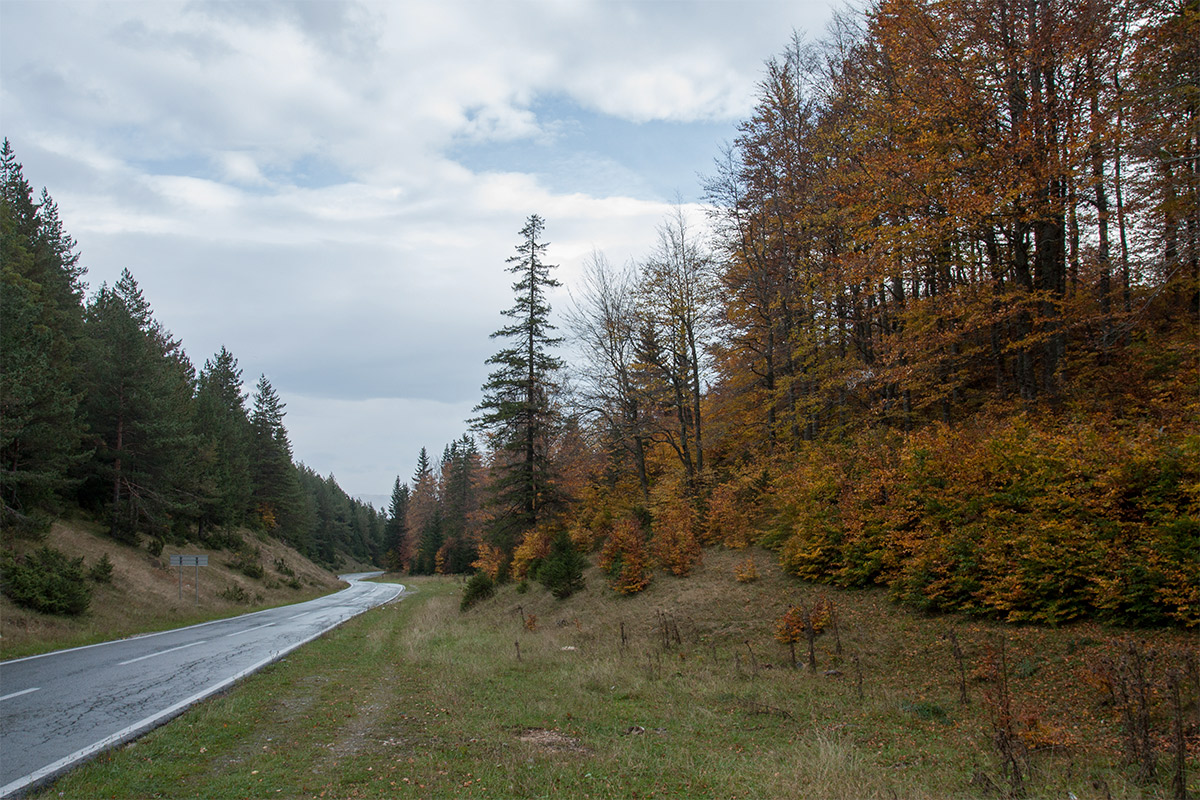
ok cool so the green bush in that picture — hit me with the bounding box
[202,528,244,551]
[0,507,51,540]
[460,571,495,612]
[1,546,91,615]
[227,545,264,579]
[537,530,587,600]
[88,553,114,583]
[219,583,250,603]
[902,700,950,723]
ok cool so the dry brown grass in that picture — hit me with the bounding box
[0,518,343,659]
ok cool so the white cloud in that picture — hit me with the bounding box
[1,0,836,496]
[215,151,270,186]
[145,174,244,212]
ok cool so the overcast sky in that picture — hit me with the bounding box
[1,0,839,507]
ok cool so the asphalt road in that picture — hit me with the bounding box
[0,572,404,798]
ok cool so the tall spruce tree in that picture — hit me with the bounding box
[437,435,482,573]
[0,142,87,521]
[384,477,410,571]
[249,375,304,549]
[78,270,197,543]
[473,214,564,560]
[194,347,252,535]
[407,447,442,574]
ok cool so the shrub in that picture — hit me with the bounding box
[1,507,51,540]
[902,700,950,723]
[649,497,702,576]
[511,526,553,582]
[88,553,114,583]
[227,545,264,579]
[600,517,651,594]
[460,571,495,612]
[733,557,759,582]
[1,546,91,615]
[107,501,141,546]
[771,420,1200,626]
[470,543,507,581]
[202,528,244,551]
[706,469,765,548]
[537,529,587,600]
[219,583,250,603]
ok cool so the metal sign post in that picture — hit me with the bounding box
[169,554,209,604]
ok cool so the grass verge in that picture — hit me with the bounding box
[34,550,1198,799]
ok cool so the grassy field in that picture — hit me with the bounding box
[0,519,346,660]
[33,549,1198,799]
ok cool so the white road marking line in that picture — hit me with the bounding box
[118,641,206,666]
[225,622,274,638]
[0,581,406,799]
[0,687,40,702]
[287,613,307,620]
[1,581,402,668]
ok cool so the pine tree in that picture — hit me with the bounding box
[0,142,87,521]
[78,270,197,543]
[407,447,442,574]
[384,477,410,571]
[249,375,305,549]
[194,347,252,535]
[473,214,565,561]
[437,435,482,573]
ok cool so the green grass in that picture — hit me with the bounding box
[34,551,1199,799]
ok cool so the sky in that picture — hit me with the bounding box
[1,0,839,508]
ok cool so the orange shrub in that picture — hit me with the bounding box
[733,557,759,583]
[510,525,554,581]
[706,466,766,548]
[471,543,507,580]
[650,499,702,577]
[599,516,651,594]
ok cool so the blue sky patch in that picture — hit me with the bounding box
[450,95,737,202]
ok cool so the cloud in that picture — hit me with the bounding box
[1,0,836,497]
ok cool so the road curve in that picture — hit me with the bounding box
[0,572,404,798]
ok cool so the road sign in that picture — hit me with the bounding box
[169,554,208,603]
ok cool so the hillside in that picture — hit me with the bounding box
[0,519,346,660]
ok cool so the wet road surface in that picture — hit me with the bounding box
[0,573,403,797]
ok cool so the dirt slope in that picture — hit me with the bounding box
[1,519,345,659]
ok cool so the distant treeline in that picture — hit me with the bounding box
[1,142,386,566]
